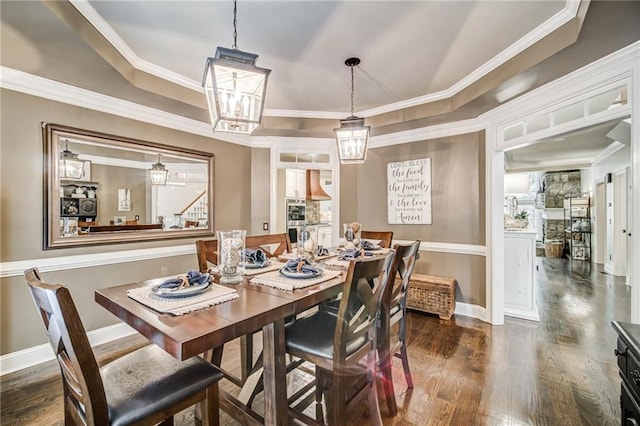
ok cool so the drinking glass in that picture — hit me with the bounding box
[297,225,318,260]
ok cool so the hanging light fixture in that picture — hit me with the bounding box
[61,139,86,179]
[334,57,370,164]
[149,154,168,185]
[202,0,271,134]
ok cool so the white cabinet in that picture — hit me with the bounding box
[317,225,332,248]
[504,230,539,321]
[285,169,306,198]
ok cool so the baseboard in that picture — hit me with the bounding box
[453,302,488,322]
[0,323,136,376]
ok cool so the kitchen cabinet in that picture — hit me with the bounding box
[285,169,306,198]
[317,225,332,248]
[504,230,539,321]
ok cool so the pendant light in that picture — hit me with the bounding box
[61,139,86,179]
[202,0,271,134]
[334,57,370,164]
[149,154,168,185]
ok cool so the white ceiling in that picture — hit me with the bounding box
[84,0,569,116]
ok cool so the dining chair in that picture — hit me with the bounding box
[24,267,223,426]
[361,230,393,248]
[185,220,199,228]
[285,253,394,426]
[378,240,421,416]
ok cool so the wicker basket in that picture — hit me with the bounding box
[545,241,563,258]
[406,274,457,320]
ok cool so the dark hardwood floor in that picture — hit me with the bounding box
[1,258,628,425]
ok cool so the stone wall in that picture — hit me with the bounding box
[544,219,565,240]
[544,170,582,208]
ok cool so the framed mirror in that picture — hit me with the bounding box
[43,123,214,249]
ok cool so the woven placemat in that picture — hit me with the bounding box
[242,261,286,276]
[278,252,338,261]
[127,284,239,316]
[250,269,342,291]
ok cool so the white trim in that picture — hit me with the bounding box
[504,308,540,322]
[452,302,488,323]
[0,323,136,376]
[0,245,196,278]
[591,141,626,166]
[394,240,486,256]
[369,119,484,148]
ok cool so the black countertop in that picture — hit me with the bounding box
[612,321,640,354]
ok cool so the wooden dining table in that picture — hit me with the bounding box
[95,264,348,425]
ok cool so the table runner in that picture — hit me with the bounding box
[127,284,239,315]
[250,269,342,291]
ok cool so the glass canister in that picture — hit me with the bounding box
[297,225,318,260]
[217,229,246,283]
[343,222,362,249]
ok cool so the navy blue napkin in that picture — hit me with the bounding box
[316,246,329,257]
[360,240,376,249]
[283,258,321,274]
[338,249,373,261]
[243,248,268,266]
[157,270,210,289]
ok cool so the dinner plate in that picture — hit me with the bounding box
[240,261,271,269]
[151,280,212,298]
[279,267,322,279]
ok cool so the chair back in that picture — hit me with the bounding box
[185,220,199,228]
[24,268,109,424]
[196,239,218,272]
[361,230,393,248]
[245,233,292,257]
[334,253,394,367]
[385,240,421,310]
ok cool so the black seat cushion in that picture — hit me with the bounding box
[285,311,367,360]
[101,345,223,426]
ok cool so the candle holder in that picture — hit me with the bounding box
[217,229,246,283]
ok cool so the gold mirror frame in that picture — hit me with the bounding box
[43,123,215,249]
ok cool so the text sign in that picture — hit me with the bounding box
[387,158,432,224]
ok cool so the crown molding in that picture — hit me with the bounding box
[67,0,581,120]
[591,141,626,166]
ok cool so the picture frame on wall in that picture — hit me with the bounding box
[117,188,131,211]
[113,216,126,225]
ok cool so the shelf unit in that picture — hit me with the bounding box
[60,180,99,221]
[563,193,591,260]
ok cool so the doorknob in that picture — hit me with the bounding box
[622,229,626,233]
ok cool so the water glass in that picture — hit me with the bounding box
[217,229,246,283]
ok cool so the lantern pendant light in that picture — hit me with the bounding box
[149,154,168,185]
[61,139,86,179]
[202,0,271,134]
[334,57,370,164]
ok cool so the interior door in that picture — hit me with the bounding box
[595,181,606,264]
[614,169,628,278]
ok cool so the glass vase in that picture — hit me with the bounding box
[297,225,318,260]
[217,229,246,283]
[343,222,362,249]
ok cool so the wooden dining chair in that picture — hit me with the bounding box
[285,253,394,426]
[361,230,393,248]
[196,238,218,271]
[24,267,223,426]
[185,220,199,228]
[378,240,421,416]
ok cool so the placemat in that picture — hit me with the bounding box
[278,252,338,261]
[242,261,286,276]
[323,258,351,268]
[250,269,342,291]
[127,284,239,316]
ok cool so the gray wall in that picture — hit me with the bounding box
[0,89,253,354]
[340,131,487,306]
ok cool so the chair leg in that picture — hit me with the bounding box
[200,383,220,426]
[399,342,413,389]
[367,351,383,426]
[330,373,346,426]
[380,349,398,416]
[240,333,254,383]
[315,367,325,424]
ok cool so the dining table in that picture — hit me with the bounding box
[94,254,359,425]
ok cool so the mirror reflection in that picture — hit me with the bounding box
[44,123,214,249]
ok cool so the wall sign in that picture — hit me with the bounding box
[387,158,432,224]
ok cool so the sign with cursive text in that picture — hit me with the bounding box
[387,158,432,224]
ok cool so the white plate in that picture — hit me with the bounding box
[240,261,271,269]
[279,267,322,279]
[151,280,211,298]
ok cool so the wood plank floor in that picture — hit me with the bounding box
[1,258,628,425]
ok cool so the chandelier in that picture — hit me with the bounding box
[334,57,370,164]
[60,139,87,179]
[202,0,271,134]
[149,154,168,185]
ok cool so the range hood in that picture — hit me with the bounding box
[306,169,331,200]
